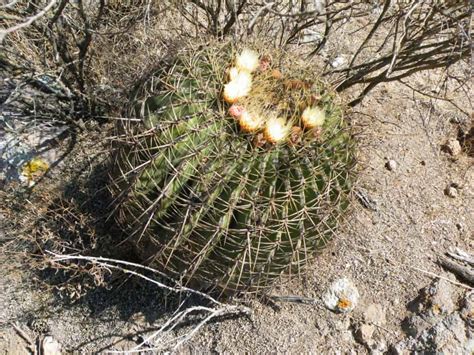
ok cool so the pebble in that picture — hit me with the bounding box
[41,336,62,355]
[323,278,360,313]
[427,278,456,316]
[330,56,346,68]
[355,324,375,345]
[444,185,458,198]
[444,138,462,156]
[385,159,397,171]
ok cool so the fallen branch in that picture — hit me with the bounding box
[47,252,251,352]
[446,248,474,266]
[438,256,474,286]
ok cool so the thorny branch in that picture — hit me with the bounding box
[331,0,471,106]
[2,0,470,117]
[174,0,470,106]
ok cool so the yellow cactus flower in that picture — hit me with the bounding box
[264,117,290,144]
[301,106,326,129]
[238,111,263,133]
[228,67,240,81]
[223,71,252,103]
[236,48,259,73]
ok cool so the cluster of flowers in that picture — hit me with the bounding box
[223,48,327,144]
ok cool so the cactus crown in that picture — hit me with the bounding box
[110,42,355,296]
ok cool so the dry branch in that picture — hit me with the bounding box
[47,252,251,352]
[0,0,58,43]
[447,248,474,266]
[438,256,474,286]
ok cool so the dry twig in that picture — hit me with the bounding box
[0,0,58,43]
[438,256,474,286]
[47,252,251,352]
[408,265,473,290]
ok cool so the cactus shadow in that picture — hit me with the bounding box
[32,157,227,349]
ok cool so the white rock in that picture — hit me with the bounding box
[444,138,462,156]
[330,56,346,68]
[445,186,458,198]
[323,278,360,313]
[41,336,62,355]
[386,159,397,171]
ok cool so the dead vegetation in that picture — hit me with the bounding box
[1,1,470,118]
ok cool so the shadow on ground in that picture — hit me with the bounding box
[20,158,230,351]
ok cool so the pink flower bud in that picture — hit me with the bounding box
[259,55,271,71]
[228,104,245,118]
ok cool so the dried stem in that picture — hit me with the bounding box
[47,252,251,352]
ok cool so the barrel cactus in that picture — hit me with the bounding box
[110,42,355,295]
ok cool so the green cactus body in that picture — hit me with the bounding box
[111,43,355,295]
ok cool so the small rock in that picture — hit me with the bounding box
[355,324,375,345]
[385,160,397,171]
[428,279,456,316]
[443,138,462,156]
[330,56,346,68]
[323,278,360,313]
[41,336,62,355]
[364,303,386,326]
[401,277,458,337]
[444,185,458,198]
[415,278,456,319]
